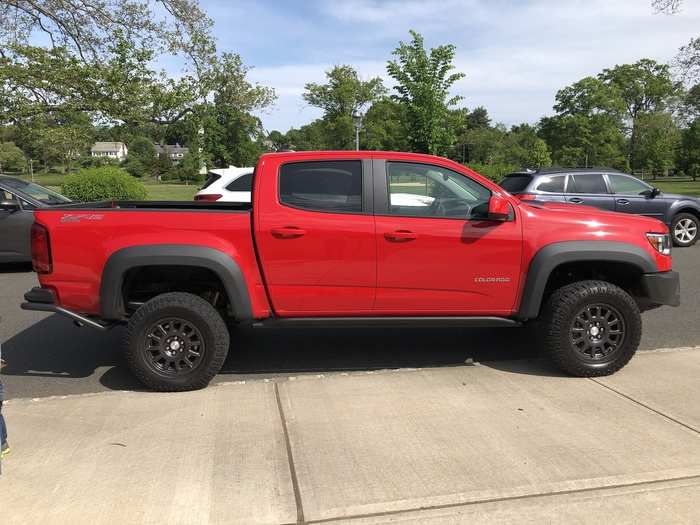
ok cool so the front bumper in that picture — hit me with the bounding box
[21,287,113,330]
[641,270,680,307]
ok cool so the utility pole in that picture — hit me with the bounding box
[352,111,364,151]
[29,159,34,182]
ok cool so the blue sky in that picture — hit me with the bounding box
[203,1,700,132]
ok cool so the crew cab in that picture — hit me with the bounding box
[21,152,680,391]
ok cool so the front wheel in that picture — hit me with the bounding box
[540,280,641,377]
[125,292,230,391]
[671,213,699,247]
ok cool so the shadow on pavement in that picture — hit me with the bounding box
[4,314,543,393]
[0,262,33,274]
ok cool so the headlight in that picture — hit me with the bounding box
[646,233,671,255]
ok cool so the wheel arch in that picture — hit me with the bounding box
[517,241,657,320]
[100,245,253,321]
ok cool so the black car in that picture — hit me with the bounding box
[0,176,71,263]
[500,168,700,247]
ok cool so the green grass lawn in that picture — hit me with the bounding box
[143,184,198,201]
[651,180,700,198]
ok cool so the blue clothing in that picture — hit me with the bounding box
[0,377,6,445]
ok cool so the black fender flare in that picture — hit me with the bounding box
[100,244,253,321]
[516,241,657,320]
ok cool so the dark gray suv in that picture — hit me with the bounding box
[500,168,700,247]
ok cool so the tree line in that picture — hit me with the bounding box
[0,1,699,183]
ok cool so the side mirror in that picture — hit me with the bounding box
[487,194,513,221]
[0,200,20,212]
[641,187,661,198]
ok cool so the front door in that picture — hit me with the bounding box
[374,161,522,315]
[607,173,667,222]
[254,158,376,316]
[0,189,33,261]
[565,173,616,211]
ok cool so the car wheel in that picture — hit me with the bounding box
[671,213,699,247]
[125,292,230,391]
[540,280,641,377]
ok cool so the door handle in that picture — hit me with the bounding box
[384,230,417,242]
[569,198,583,204]
[271,227,306,239]
[616,199,630,205]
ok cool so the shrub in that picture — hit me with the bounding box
[61,167,147,201]
[466,162,517,183]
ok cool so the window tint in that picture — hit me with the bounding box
[226,173,253,192]
[279,160,362,213]
[535,175,566,193]
[200,172,221,190]
[500,175,532,193]
[608,174,650,195]
[387,162,491,219]
[568,174,608,194]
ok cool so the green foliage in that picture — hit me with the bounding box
[0,142,28,173]
[387,30,465,155]
[634,112,680,174]
[61,167,147,201]
[363,99,410,151]
[122,157,148,178]
[174,151,204,183]
[678,118,700,175]
[466,163,517,183]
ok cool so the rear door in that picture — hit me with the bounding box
[565,173,615,211]
[254,157,376,316]
[607,173,667,221]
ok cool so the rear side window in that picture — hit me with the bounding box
[535,175,566,193]
[568,174,608,194]
[279,160,362,213]
[201,172,221,190]
[500,175,532,193]
[226,173,253,192]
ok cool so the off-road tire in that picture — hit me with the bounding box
[671,213,699,247]
[125,292,230,391]
[540,280,641,377]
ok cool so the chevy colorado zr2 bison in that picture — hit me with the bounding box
[21,151,680,391]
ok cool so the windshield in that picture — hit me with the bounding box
[1,178,71,205]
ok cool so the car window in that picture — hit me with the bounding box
[386,162,491,219]
[568,174,608,194]
[226,173,253,192]
[535,175,566,193]
[608,174,651,195]
[500,175,532,193]
[200,172,221,190]
[279,160,362,213]
[1,189,17,202]
[1,179,70,204]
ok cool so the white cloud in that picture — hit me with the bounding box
[241,0,700,131]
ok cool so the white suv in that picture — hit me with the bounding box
[195,166,254,202]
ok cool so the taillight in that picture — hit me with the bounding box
[517,194,538,201]
[31,223,52,274]
[195,194,222,201]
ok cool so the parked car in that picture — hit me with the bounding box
[195,167,255,202]
[22,152,678,391]
[499,168,700,247]
[0,176,71,263]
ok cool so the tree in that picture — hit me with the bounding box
[634,112,680,174]
[0,142,27,173]
[467,107,491,129]
[362,98,409,151]
[505,125,552,168]
[387,30,465,154]
[302,65,386,149]
[600,59,680,168]
[678,118,700,178]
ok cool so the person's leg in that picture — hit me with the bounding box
[0,400,7,447]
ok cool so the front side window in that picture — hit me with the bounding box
[536,175,566,193]
[279,160,362,213]
[568,174,608,194]
[608,174,651,195]
[387,162,491,219]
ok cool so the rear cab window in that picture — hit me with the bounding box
[500,175,532,193]
[279,160,363,213]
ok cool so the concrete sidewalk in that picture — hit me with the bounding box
[1,349,699,524]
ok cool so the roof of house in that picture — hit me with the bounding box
[155,143,189,155]
[91,142,126,152]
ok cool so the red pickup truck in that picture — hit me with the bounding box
[22,151,679,391]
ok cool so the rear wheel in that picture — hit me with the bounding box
[671,213,699,247]
[540,280,641,377]
[125,292,230,391]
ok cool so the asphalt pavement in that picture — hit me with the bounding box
[1,244,699,400]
